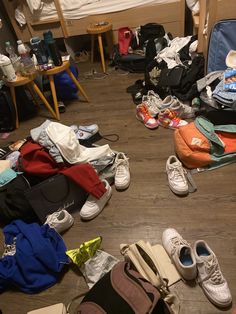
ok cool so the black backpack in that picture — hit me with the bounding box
[0,88,16,132]
[0,86,37,132]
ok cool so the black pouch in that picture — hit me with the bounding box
[24,174,87,223]
[158,66,184,88]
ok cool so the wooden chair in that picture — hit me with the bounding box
[4,73,58,128]
[87,22,113,73]
[39,60,89,120]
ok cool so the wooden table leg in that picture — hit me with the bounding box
[65,68,90,102]
[105,29,114,60]
[48,75,60,120]
[27,84,40,107]
[91,34,94,63]
[30,81,58,120]
[9,86,19,129]
[98,33,106,73]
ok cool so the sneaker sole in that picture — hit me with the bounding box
[168,182,189,196]
[115,181,130,191]
[136,115,159,129]
[199,283,232,308]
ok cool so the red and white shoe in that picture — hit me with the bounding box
[158,109,188,129]
[136,104,159,129]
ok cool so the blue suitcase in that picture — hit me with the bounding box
[207,19,236,73]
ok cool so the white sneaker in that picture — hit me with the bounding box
[44,210,74,233]
[160,96,195,119]
[194,240,232,308]
[166,155,189,195]
[162,228,197,281]
[114,152,130,190]
[169,100,195,119]
[142,90,163,117]
[71,124,99,140]
[80,179,112,220]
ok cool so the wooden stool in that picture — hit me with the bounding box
[87,22,113,73]
[40,60,89,120]
[4,73,58,129]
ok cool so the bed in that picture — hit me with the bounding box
[196,0,236,57]
[2,0,186,43]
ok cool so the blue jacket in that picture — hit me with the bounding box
[0,220,69,293]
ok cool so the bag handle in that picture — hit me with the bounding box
[66,291,88,314]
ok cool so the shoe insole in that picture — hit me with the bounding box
[180,247,193,266]
[196,245,210,257]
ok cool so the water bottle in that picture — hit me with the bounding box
[48,40,62,66]
[43,30,54,59]
[30,36,48,65]
[5,41,22,74]
[17,40,36,75]
[0,54,16,81]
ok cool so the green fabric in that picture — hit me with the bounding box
[66,236,102,267]
[194,116,236,169]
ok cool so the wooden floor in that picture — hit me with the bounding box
[0,61,235,314]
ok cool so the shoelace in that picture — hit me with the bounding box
[147,97,162,113]
[203,255,224,285]
[116,159,129,175]
[170,164,187,182]
[46,212,61,227]
[170,236,190,256]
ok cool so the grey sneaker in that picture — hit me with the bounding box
[160,95,195,119]
[162,228,197,281]
[142,90,163,117]
[194,240,232,308]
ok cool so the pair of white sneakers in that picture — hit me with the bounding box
[80,152,130,221]
[162,228,232,308]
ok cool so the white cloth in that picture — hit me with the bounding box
[46,122,113,164]
[15,6,26,26]
[17,0,176,21]
[186,0,199,14]
[156,36,192,69]
[26,0,42,14]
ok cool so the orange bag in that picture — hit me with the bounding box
[174,122,212,169]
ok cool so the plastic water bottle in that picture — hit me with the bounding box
[48,40,62,66]
[43,30,54,58]
[0,54,16,81]
[5,42,22,74]
[17,40,36,74]
[30,36,48,65]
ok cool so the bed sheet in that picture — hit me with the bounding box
[33,0,178,21]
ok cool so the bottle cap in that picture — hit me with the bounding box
[17,40,22,45]
[31,37,40,44]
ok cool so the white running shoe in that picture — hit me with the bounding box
[44,210,74,233]
[160,95,195,119]
[194,240,232,308]
[80,179,112,220]
[71,124,99,140]
[114,152,130,190]
[142,90,163,117]
[166,155,189,195]
[162,228,197,281]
